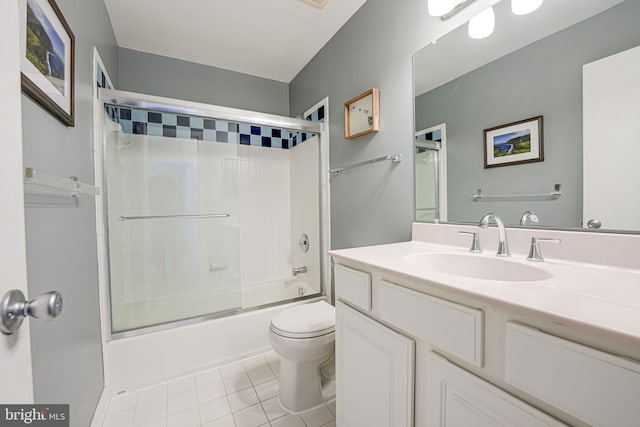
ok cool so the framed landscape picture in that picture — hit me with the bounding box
[483,116,543,168]
[20,0,75,126]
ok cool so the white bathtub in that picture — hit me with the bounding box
[105,294,324,393]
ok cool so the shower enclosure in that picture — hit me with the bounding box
[98,91,326,336]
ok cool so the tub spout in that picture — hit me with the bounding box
[292,266,308,276]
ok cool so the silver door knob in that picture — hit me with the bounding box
[587,219,602,229]
[1,289,63,335]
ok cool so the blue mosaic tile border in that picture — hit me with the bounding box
[415,128,442,142]
[97,63,120,121]
[290,104,325,145]
[107,106,299,149]
[107,103,326,150]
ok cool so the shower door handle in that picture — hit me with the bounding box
[1,289,63,335]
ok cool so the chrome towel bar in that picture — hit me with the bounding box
[118,213,230,221]
[330,154,402,175]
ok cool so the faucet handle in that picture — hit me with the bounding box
[527,237,561,262]
[458,231,482,253]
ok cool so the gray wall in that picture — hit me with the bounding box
[21,0,118,424]
[118,48,290,116]
[289,0,432,249]
[415,0,640,229]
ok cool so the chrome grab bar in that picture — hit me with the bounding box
[330,154,402,175]
[118,213,230,221]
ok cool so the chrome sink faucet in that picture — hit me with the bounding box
[520,210,540,226]
[479,213,510,256]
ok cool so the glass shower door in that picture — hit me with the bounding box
[105,121,241,333]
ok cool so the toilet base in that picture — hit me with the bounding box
[277,356,335,413]
[278,374,336,414]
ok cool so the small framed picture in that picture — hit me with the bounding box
[483,116,543,168]
[344,88,380,139]
[19,0,75,126]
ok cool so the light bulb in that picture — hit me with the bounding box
[511,0,543,15]
[428,0,455,17]
[468,6,495,39]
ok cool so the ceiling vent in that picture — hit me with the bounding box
[299,0,329,9]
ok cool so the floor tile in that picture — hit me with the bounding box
[137,417,166,427]
[270,413,305,427]
[137,384,168,406]
[134,399,167,425]
[261,396,287,421]
[202,414,235,427]
[167,407,199,427]
[196,368,223,386]
[300,405,334,427]
[223,372,252,393]
[167,388,197,414]
[233,403,269,427]
[219,361,245,378]
[107,392,138,414]
[167,376,195,396]
[242,356,267,371]
[247,364,275,385]
[320,421,336,427]
[326,399,336,416]
[267,359,281,377]
[254,378,279,402]
[199,396,232,424]
[228,387,259,412]
[264,352,279,364]
[197,379,227,403]
[103,408,134,427]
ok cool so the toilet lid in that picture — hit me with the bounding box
[270,301,335,338]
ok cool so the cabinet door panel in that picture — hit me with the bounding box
[505,322,640,427]
[427,352,566,427]
[336,301,414,427]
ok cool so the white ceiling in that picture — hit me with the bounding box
[104,0,368,83]
[414,0,627,96]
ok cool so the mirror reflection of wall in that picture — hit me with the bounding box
[415,124,447,222]
[413,0,640,232]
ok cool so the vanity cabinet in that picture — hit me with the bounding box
[335,300,414,427]
[331,255,640,427]
[427,352,567,427]
[505,322,640,427]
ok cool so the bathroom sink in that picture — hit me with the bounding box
[403,252,552,282]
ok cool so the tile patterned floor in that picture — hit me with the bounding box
[101,352,336,427]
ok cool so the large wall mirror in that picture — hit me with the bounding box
[413,0,640,233]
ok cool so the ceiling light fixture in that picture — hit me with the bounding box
[511,0,543,15]
[468,6,495,39]
[428,0,456,17]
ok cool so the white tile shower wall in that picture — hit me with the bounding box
[238,145,292,295]
[289,136,321,295]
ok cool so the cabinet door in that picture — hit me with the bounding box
[336,301,414,427]
[427,352,566,427]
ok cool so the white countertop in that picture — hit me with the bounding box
[329,240,640,346]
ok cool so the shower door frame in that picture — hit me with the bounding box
[96,89,328,340]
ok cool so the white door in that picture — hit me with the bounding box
[335,301,414,427]
[0,0,35,403]
[583,45,640,230]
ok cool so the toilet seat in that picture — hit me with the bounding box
[270,301,335,339]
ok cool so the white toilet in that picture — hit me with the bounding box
[269,300,335,413]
